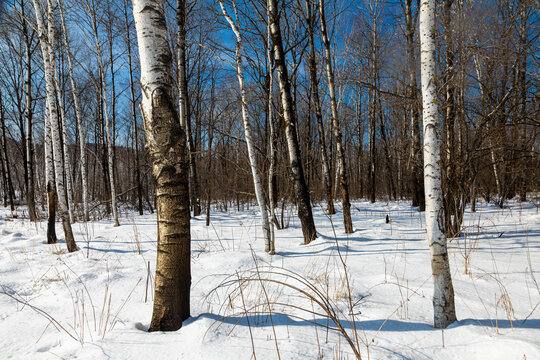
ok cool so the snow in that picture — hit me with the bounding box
[1,199,539,359]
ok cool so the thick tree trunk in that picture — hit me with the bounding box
[318,0,353,233]
[134,0,191,331]
[305,0,334,216]
[268,0,316,244]
[419,0,456,328]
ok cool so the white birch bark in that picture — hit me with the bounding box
[32,0,76,252]
[268,0,317,244]
[59,0,89,221]
[53,59,74,224]
[266,9,277,243]
[218,0,273,253]
[419,0,456,328]
[89,1,120,226]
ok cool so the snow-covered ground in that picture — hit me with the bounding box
[1,199,539,359]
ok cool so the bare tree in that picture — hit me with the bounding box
[319,0,353,233]
[304,0,334,216]
[89,0,120,226]
[133,0,191,331]
[218,0,273,253]
[123,0,144,216]
[403,0,425,211]
[32,0,77,252]
[176,0,201,217]
[59,0,89,221]
[419,0,456,328]
[268,0,317,244]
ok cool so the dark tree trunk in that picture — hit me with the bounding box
[268,0,316,244]
[318,0,353,233]
[305,0,334,215]
[124,0,144,215]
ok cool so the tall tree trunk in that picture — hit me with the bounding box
[268,0,317,244]
[218,0,273,253]
[355,88,364,199]
[22,1,37,221]
[44,101,57,244]
[123,0,144,215]
[404,0,425,211]
[266,10,280,231]
[517,1,528,201]
[134,0,191,331]
[0,91,15,212]
[32,0,76,252]
[53,52,75,224]
[304,0,334,215]
[443,0,461,237]
[319,0,353,233]
[367,15,378,204]
[59,0,89,221]
[90,0,120,226]
[108,12,118,203]
[0,101,8,208]
[205,81,214,227]
[419,0,456,328]
[176,0,201,217]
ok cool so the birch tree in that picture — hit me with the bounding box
[21,1,38,222]
[304,0,334,216]
[319,0,353,233]
[89,0,120,226]
[264,1,281,231]
[53,51,75,224]
[218,0,274,253]
[32,0,77,252]
[133,0,191,331]
[59,0,89,221]
[268,0,317,244]
[419,0,456,328]
[44,101,57,244]
[123,0,144,216]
